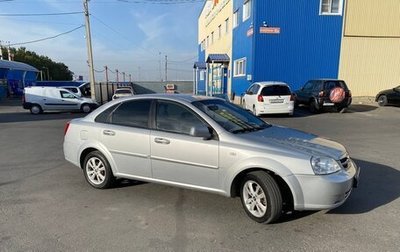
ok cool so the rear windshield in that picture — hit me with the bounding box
[115,89,132,94]
[261,85,291,96]
[324,81,347,90]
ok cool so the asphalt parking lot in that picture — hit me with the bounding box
[1,99,399,251]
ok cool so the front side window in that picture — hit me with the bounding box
[193,99,270,134]
[156,101,206,135]
[320,0,343,15]
[233,10,239,28]
[111,100,151,128]
[60,91,76,99]
[234,58,246,77]
[243,0,252,21]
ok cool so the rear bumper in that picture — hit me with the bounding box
[22,102,33,109]
[258,103,294,115]
[317,97,352,108]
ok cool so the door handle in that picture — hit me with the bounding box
[103,130,115,136]
[154,138,170,145]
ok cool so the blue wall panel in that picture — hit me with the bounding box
[231,0,254,97]
[196,45,206,94]
[252,0,344,91]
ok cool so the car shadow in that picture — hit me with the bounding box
[347,104,378,113]
[0,112,84,123]
[328,159,400,215]
[113,179,148,189]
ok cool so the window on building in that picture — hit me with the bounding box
[320,0,343,15]
[200,40,205,51]
[211,31,214,44]
[243,0,252,21]
[225,18,229,34]
[234,58,246,77]
[233,10,239,28]
[206,36,209,47]
[218,25,222,40]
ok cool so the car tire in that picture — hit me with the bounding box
[252,106,259,116]
[81,104,91,113]
[83,151,115,189]
[309,99,319,113]
[30,104,42,115]
[377,95,388,106]
[240,171,282,224]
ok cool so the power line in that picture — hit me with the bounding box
[9,25,84,46]
[0,11,83,17]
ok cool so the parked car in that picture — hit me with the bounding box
[294,79,352,113]
[23,86,98,114]
[242,81,295,116]
[375,85,400,106]
[112,88,134,100]
[63,94,359,224]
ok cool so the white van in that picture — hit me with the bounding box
[23,86,98,114]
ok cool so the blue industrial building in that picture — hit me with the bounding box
[196,0,345,101]
[0,59,38,98]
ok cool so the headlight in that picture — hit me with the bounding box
[310,156,341,175]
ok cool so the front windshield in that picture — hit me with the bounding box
[192,99,271,134]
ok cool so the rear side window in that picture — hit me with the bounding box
[325,81,347,90]
[111,100,151,128]
[95,104,119,123]
[261,85,291,96]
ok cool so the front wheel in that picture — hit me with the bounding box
[240,171,282,224]
[83,151,115,189]
[377,95,388,106]
[309,99,320,113]
[81,104,91,113]
[30,104,42,115]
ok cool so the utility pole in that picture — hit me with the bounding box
[164,55,168,82]
[0,41,3,60]
[7,41,11,61]
[159,51,162,82]
[104,65,109,83]
[138,67,141,81]
[122,72,126,82]
[83,0,96,101]
[129,74,132,82]
[116,69,119,83]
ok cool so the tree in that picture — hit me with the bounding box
[1,46,74,80]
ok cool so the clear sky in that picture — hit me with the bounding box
[0,0,204,82]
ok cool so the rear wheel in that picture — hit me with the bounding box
[377,95,388,106]
[30,104,42,115]
[83,151,115,189]
[252,106,259,116]
[240,171,282,224]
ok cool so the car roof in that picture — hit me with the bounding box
[255,81,289,87]
[309,79,345,82]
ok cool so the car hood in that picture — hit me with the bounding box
[239,125,346,160]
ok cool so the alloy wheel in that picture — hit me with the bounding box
[242,180,267,218]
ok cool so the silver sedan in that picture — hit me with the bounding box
[63,94,360,223]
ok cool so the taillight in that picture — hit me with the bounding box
[257,95,264,102]
[318,91,325,97]
[64,121,70,136]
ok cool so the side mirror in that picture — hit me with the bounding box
[190,125,212,140]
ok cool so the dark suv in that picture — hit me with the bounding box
[294,79,352,113]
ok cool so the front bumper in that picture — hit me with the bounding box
[290,159,360,211]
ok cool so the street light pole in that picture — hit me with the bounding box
[83,0,96,101]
